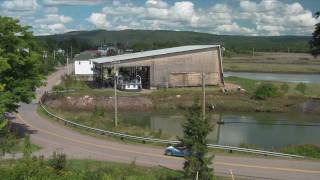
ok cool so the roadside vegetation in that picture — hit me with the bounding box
[279,145,320,159]
[0,153,183,180]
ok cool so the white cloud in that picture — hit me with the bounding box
[36,14,73,24]
[2,0,317,36]
[43,0,101,6]
[238,0,319,35]
[44,7,59,14]
[33,12,73,35]
[86,13,109,29]
[1,0,38,11]
[171,1,195,22]
[48,23,65,32]
[146,0,168,9]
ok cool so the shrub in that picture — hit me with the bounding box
[280,83,289,94]
[295,83,307,94]
[254,83,278,100]
[52,84,65,92]
[48,151,67,171]
[92,106,105,117]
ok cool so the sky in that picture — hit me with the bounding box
[0,0,319,36]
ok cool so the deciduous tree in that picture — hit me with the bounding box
[0,16,44,153]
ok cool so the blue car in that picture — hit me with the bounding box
[164,146,187,157]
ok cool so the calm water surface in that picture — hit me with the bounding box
[120,111,320,149]
[224,72,320,84]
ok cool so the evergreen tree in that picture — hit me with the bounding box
[179,102,214,180]
[310,11,320,57]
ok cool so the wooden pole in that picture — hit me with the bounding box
[114,64,118,127]
[202,72,206,120]
[196,171,199,180]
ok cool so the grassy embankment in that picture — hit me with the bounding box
[0,159,183,179]
[239,143,320,159]
[1,154,236,180]
[52,77,320,113]
[224,52,320,74]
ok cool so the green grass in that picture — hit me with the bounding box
[279,145,320,159]
[0,158,183,180]
[224,76,259,93]
[10,138,41,153]
[225,76,320,97]
[224,62,320,74]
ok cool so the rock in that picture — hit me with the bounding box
[176,95,181,98]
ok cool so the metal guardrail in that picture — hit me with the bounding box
[39,91,304,159]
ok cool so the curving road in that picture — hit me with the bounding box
[14,65,320,180]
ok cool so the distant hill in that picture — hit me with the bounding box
[38,29,312,54]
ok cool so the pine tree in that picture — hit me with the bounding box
[179,101,214,180]
[310,11,320,57]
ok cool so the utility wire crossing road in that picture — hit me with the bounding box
[14,65,320,180]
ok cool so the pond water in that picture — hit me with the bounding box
[120,111,320,149]
[224,72,320,84]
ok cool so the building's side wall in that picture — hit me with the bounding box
[104,47,222,87]
[75,60,94,75]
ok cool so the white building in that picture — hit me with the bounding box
[74,60,94,75]
[74,51,96,80]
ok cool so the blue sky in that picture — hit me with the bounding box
[0,0,319,36]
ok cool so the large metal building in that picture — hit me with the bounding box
[92,45,224,89]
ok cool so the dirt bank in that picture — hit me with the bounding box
[45,95,153,111]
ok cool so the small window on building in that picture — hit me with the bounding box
[78,61,81,65]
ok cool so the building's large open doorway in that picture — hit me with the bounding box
[118,66,150,89]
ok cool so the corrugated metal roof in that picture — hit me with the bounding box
[92,45,219,64]
[74,50,96,61]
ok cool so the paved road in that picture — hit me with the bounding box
[14,65,320,180]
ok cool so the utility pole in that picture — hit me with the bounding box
[114,64,118,127]
[202,72,206,120]
[53,50,55,62]
[71,45,73,62]
[66,49,69,75]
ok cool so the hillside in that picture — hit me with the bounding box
[38,29,312,54]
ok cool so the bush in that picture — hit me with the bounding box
[92,106,105,117]
[280,83,289,94]
[254,83,278,100]
[48,151,67,171]
[295,83,307,94]
[52,84,65,92]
